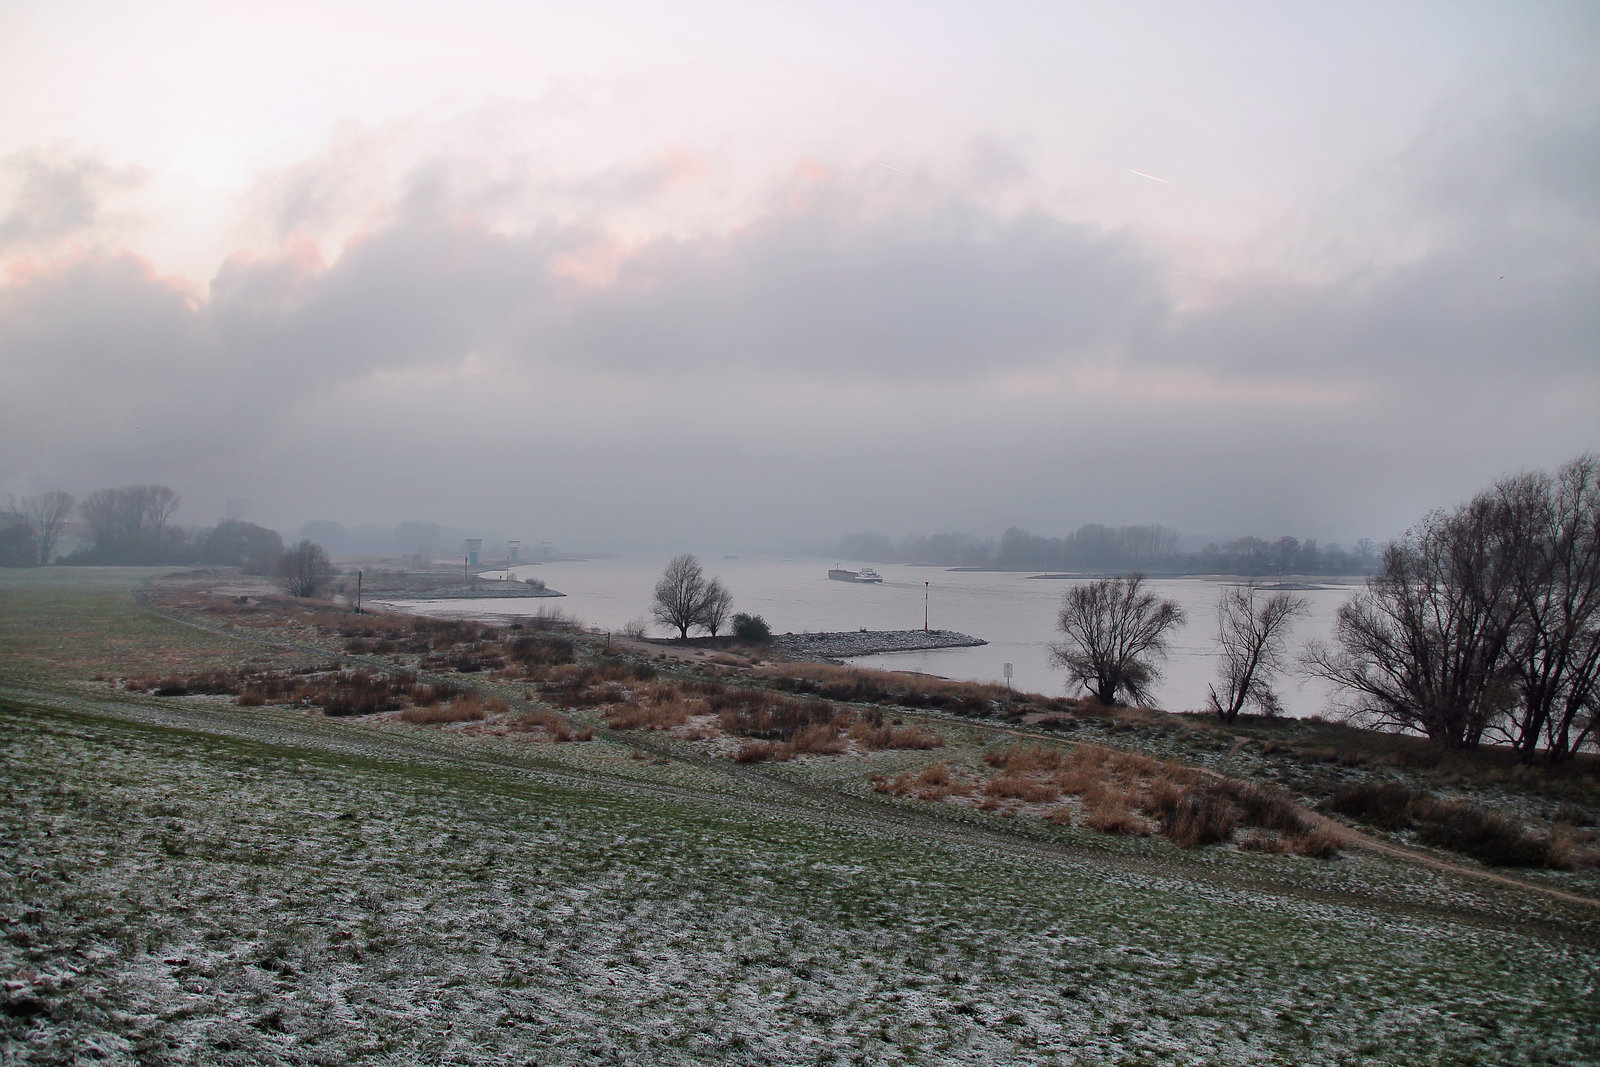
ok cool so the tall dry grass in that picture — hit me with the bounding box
[401,695,492,724]
[512,709,594,742]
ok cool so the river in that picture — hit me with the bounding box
[376,556,1363,718]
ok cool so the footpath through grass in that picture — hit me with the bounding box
[2,568,1599,1065]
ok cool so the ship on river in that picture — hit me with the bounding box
[828,566,884,583]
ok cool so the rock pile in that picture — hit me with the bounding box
[771,629,986,658]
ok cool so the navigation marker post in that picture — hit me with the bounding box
[924,581,929,633]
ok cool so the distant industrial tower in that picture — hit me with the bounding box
[465,538,482,566]
[507,540,520,564]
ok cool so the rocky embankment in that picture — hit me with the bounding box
[772,629,986,659]
[359,575,565,600]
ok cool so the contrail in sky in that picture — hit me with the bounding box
[879,163,910,175]
[1129,169,1170,184]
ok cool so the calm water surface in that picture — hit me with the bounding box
[381,557,1361,718]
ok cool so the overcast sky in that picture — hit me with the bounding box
[2,1,1596,552]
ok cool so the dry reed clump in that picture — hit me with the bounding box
[1290,826,1343,859]
[401,695,489,724]
[601,680,711,730]
[985,744,1068,774]
[715,691,835,740]
[1236,830,1289,854]
[404,679,466,707]
[966,740,1337,855]
[1158,788,1242,847]
[1081,784,1153,835]
[421,647,506,674]
[732,721,850,763]
[983,776,1061,804]
[503,633,576,667]
[874,762,974,801]
[512,709,594,742]
[603,700,694,730]
[734,740,782,763]
[847,719,945,750]
[755,662,1012,716]
[131,665,442,718]
[541,663,633,708]
[335,615,498,657]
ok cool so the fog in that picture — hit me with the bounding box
[2,2,1596,552]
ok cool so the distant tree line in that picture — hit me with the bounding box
[1,485,282,572]
[835,524,1377,576]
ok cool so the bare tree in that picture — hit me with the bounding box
[1208,581,1308,722]
[279,540,332,598]
[80,484,180,562]
[0,503,34,566]
[653,554,709,639]
[701,578,733,637]
[15,491,74,565]
[1050,574,1185,706]
[1305,498,1522,749]
[1493,455,1600,761]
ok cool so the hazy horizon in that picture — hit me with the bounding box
[4,2,1596,552]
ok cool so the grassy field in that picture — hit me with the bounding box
[3,568,1598,1065]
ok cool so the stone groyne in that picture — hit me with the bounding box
[771,629,986,659]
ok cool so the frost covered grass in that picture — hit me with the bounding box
[4,569,1600,1064]
[7,693,1600,1066]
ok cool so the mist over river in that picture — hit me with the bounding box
[381,557,1363,718]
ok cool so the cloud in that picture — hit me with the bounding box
[3,86,1597,545]
[0,150,143,252]
[543,186,1164,380]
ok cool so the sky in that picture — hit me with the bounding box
[2,0,1596,553]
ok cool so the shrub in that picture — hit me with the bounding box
[1082,785,1153,836]
[734,740,784,763]
[716,692,834,740]
[784,722,847,756]
[1326,781,1420,831]
[1414,801,1558,868]
[1162,788,1240,848]
[733,613,772,643]
[153,676,190,696]
[1289,827,1343,859]
[505,634,575,667]
[322,670,404,716]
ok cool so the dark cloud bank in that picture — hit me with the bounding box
[2,95,1596,552]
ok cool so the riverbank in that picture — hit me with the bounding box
[772,628,986,659]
